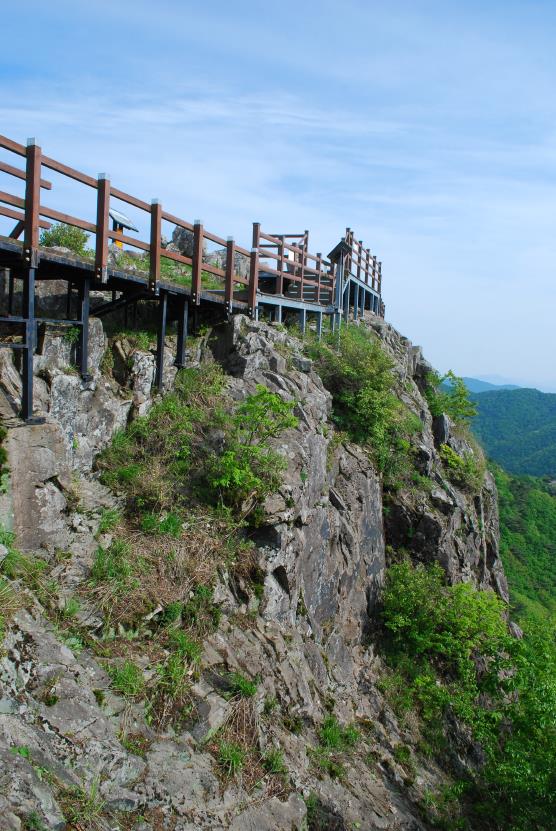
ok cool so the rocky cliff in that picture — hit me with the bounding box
[0,303,509,830]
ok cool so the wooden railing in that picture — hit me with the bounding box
[256,227,334,304]
[344,228,381,294]
[0,134,384,316]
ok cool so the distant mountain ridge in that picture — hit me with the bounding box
[462,377,521,393]
[469,387,556,477]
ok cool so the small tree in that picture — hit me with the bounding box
[40,223,90,257]
[208,385,297,520]
[425,370,477,425]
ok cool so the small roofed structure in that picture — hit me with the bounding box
[109,208,138,248]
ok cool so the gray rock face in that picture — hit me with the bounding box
[0,312,510,829]
[170,226,197,258]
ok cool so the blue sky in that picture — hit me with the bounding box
[1,0,555,390]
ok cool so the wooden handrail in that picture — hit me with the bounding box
[0,161,52,190]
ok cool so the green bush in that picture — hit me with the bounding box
[439,443,485,492]
[40,223,90,257]
[425,370,477,425]
[98,365,295,524]
[380,558,556,830]
[207,385,297,519]
[305,324,421,483]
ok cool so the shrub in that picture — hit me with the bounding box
[305,325,421,483]
[40,223,90,257]
[425,370,477,425]
[440,443,485,492]
[380,558,556,830]
[207,385,297,519]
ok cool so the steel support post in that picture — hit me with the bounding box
[316,312,323,340]
[155,291,168,391]
[66,282,73,319]
[78,275,91,381]
[21,267,35,421]
[353,284,359,320]
[343,282,350,323]
[175,298,188,368]
[8,270,14,316]
[299,308,306,334]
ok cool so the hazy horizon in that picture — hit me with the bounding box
[1,1,555,389]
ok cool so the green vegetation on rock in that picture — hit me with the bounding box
[305,324,421,484]
[381,558,556,831]
[493,464,556,625]
[39,222,90,257]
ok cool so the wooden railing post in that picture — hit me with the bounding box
[225,236,235,313]
[302,230,309,299]
[277,235,284,296]
[95,174,110,283]
[316,252,322,304]
[365,248,371,285]
[248,222,260,318]
[149,199,162,294]
[192,220,203,305]
[23,139,41,267]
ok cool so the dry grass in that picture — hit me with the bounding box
[209,697,289,798]
[87,512,233,625]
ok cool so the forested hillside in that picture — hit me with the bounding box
[493,465,556,625]
[471,388,556,476]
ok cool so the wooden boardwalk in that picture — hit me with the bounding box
[0,134,385,420]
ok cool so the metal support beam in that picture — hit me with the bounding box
[8,270,14,316]
[155,290,168,391]
[343,281,350,323]
[299,308,306,334]
[66,281,73,319]
[93,291,145,319]
[353,283,359,320]
[78,275,91,381]
[274,304,282,324]
[316,312,323,340]
[175,298,188,368]
[21,266,35,421]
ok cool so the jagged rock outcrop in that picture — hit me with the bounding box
[0,308,509,830]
